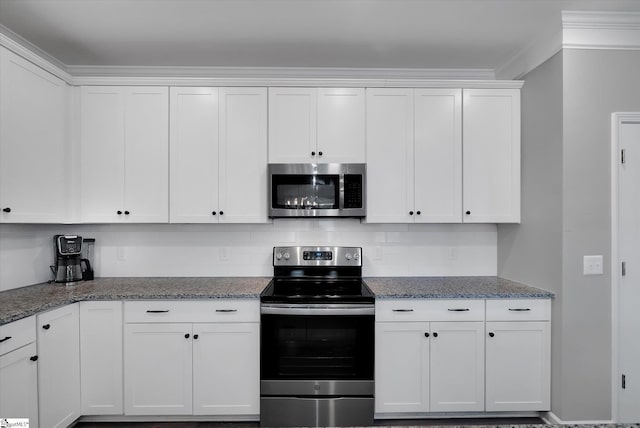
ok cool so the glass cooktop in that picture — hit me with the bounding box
[260,278,374,304]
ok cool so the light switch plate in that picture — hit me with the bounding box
[583,255,604,275]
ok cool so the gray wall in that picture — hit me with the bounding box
[498,51,564,416]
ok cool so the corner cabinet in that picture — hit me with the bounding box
[268,87,365,163]
[80,86,169,223]
[169,87,268,223]
[0,46,69,223]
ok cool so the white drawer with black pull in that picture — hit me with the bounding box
[124,299,259,323]
[0,315,36,356]
[485,299,551,321]
[376,299,484,322]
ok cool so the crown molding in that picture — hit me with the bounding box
[496,29,562,80]
[562,11,640,50]
[0,25,73,84]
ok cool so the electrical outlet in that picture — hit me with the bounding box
[116,247,126,262]
[219,247,229,262]
[583,255,604,275]
[373,246,383,261]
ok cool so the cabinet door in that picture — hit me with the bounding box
[0,47,68,223]
[218,88,269,223]
[429,321,484,412]
[169,87,219,223]
[80,301,123,415]
[317,88,365,163]
[414,89,462,223]
[80,86,126,222]
[0,342,38,426]
[485,321,550,411]
[38,303,80,428]
[463,89,520,223]
[366,89,415,223]
[193,323,260,415]
[375,322,429,413]
[268,87,317,163]
[124,87,169,222]
[124,323,192,415]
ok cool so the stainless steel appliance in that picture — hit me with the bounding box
[268,163,366,218]
[260,246,374,427]
[51,235,84,284]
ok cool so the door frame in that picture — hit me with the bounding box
[610,112,640,422]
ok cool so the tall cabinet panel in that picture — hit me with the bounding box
[0,46,68,223]
[365,89,415,223]
[169,87,219,223]
[462,88,520,223]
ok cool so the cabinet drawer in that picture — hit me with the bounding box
[124,300,259,323]
[376,299,484,322]
[0,316,36,356]
[486,299,550,321]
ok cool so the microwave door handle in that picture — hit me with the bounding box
[339,175,345,210]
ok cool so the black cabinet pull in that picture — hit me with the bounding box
[216,309,237,313]
[124,211,130,215]
[0,336,11,343]
[30,355,38,362]
[184,333,190,339]
[318,151,323,156]
[311,151,316,156]
[424,332,429,338]
[193,334,199,340]
[42,324,50,330]
[117,210,122,215]
[416,211,421,215]
[448,308,470,312]
[508,308,531,312]
[219,211,224,215]
[212,211,217,215]
[2,207,10,213]
[409,211,414,215]
[465,210,471,215]
[146,310,169,313]
[489,332,495,337]
[432,332,438,338]
[392,309,413,312]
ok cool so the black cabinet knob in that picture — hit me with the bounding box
[424,332,429,338]
[409,211,414,215]
[318,151,323,156]
[2,207,10,213]
[124,211,130,215]
[193,334,199,340]
[184,333,190,339]
[416,211,421,215]
[465,210,471,215]
[212,211,217,216]
[117,210,123,215]
[219,211,224,215]
[432,332,438,338]
[42,324,50,330]
[30,355,38,362]
[311,151,316,156]
[489,332,495,337]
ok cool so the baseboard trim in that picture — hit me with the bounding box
[544,411,614,425]
[77,414,260,423]
[375,411,541,420]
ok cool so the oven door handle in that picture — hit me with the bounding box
[261,304,374,316]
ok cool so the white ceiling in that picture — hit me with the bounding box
[1,0,640,73]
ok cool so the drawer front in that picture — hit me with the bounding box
[124,299,259,323]
[0,316,36,356]
[486,299,551,321]
[376,299,485,322]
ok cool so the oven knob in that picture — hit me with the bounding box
[276,252,283,260]
[283,252,290,260]
[354,253,360,260]
[345,253,353,261]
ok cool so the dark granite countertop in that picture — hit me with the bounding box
[0,276,553,326]
[365,276,554,299]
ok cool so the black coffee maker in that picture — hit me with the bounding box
[51,235,84,284]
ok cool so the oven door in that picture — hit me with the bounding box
[260,305,374,382]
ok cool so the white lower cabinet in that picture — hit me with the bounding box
[37,303,80,428]
[80,301,123,415]
[0,316,38,427]
[123,300,260,417]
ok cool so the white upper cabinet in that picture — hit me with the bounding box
[366,88,462,223]
[169,87,268,223]
[80,86,169,223]
[462,88,521,223]
[268,87,365,163]
[0,46,69,223]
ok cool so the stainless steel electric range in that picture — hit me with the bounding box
[260,246,375,428]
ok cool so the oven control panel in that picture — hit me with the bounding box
[273,246,362,266]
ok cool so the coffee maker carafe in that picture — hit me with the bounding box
[52,235,83,284]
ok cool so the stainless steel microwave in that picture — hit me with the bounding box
[268,163,366,218]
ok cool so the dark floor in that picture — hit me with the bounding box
[73,417,546,428]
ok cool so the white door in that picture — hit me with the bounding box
[37,304,80,428]
[616,116,640,422]
[375,322,429,413]
[124,323,193,415]
[317,88,365,163]
[485,321,550,411]
[366,88,415,223]
[462,89,520,223]
[169,87,219,223]
[268,87,317,163]
[80,301,123,415]
[0,343,39,426]
[80,86,126,222]
[218,87,269,223]
[124,87,169,222]
[0,47,68,223]
[414,89,462,223]
[192,323,260,415]
[429,321,485,412]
